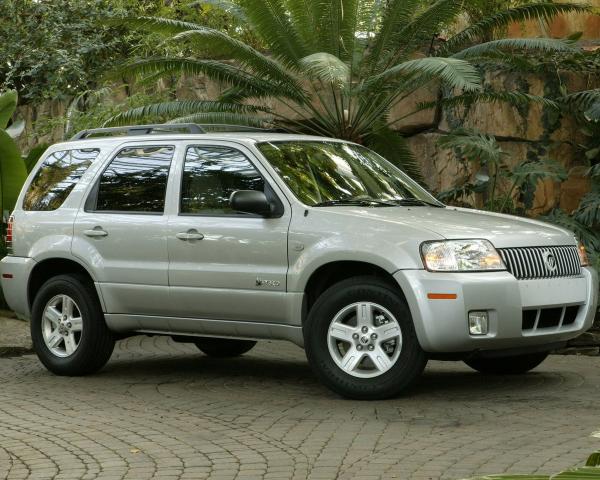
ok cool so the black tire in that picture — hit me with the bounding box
[464,352,548,374]
[31,274,115,376]
[194,338,257,357]
[304,276,427,400]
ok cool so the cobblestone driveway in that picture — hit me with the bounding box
[1,336,599,480]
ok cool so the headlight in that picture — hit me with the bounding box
[578,241,589,267]
[420,239,505,272]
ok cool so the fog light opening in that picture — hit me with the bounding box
[469,311,489,335]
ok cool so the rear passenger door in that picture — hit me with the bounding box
[167,142,291,327]
[72,143,176,320]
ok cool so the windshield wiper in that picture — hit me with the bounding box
[388,198,445,208]
[313,198,396,207]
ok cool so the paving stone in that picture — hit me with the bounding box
[1,336,599,479]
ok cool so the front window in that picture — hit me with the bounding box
[257,141,441,207]
[181,145,265,215]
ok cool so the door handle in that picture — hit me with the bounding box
[84,227,108,238]
[176,230,204,241]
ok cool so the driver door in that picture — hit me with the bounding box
[167,142,291,329]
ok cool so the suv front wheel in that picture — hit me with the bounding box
[31,274,115,376]
[304,276,427,400]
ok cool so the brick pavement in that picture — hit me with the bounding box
[1,336,599,480]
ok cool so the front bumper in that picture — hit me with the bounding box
[394,267,598,353]
[0,256,36,319]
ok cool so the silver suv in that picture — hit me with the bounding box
[2,124,597,399]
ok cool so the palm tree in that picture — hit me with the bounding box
[105,0,586,180]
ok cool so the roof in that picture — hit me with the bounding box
[51,132,351,149]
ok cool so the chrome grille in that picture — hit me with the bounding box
[498,245,581,280]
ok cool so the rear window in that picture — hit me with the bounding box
[92,145,174,213]
[23,149,100,211]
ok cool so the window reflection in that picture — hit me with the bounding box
[181,146,264,215]
[24,149,100,211]
[95,146,173,213]
[257,141,432,206]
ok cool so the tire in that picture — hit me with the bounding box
[304,276,427,400]
[464,352,548,374]
[30,274,115,376]
[194,338,257,357]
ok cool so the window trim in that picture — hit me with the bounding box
[23,147,101,212]
[178,144,284,218]
[85,144,175,216]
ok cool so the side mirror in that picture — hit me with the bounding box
[230,190,272,217]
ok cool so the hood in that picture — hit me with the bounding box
[316,205,575,248]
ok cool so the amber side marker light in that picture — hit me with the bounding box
[427,293,457,300]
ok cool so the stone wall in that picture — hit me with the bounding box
[396,69,598,214]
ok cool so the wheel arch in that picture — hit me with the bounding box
[27,257,102,311]
[302,260,406,324]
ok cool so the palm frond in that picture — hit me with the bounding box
[364,0,420,70]
[364,57,481,93]
[438,128,505,165]
[575,188,600,226]
[102,16,204,35]
[559,89,600,122]
[237,0,308,65]
[338,0,361,61]
[511,159,568,186]
[168,112,272,127]
[103,100,264,127]
[172,29,304,90]
[283,0,318,50]
[365,123,426,184]
[108,58,303,102]
[442,3,589,55]
[452,38,578,59]
[587,102,600,122]
[389,0,462,63]
[189,0,248,22]
[299,53,350,88]
[417,91,559,112]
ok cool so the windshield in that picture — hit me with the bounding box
[257,141,443,207]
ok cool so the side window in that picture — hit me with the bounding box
[23,149,100,211]
[181,146,265,215]
[93,145,174,213]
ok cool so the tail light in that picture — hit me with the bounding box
[5,215,13,256]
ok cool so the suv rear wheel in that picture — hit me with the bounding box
[31,274,115,375]
[464,352,548,374]
[194,338,257,357]
[304,276,427,400]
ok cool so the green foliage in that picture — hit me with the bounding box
[0,90,18,129]
[104,0,584,181]
[0,91,27,218]
[438,129,566,214]
[0,0,258,105]
[49,90,178,139]
[540,90,600,270]
[464,450,600,479]
[23,145,49,173]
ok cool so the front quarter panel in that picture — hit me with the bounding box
[287,205,440,292]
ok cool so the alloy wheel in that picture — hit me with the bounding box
[41,294,83,357]
[327,302,402,378]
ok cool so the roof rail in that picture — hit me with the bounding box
[70,123,205,140]
[70,123,272,140]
